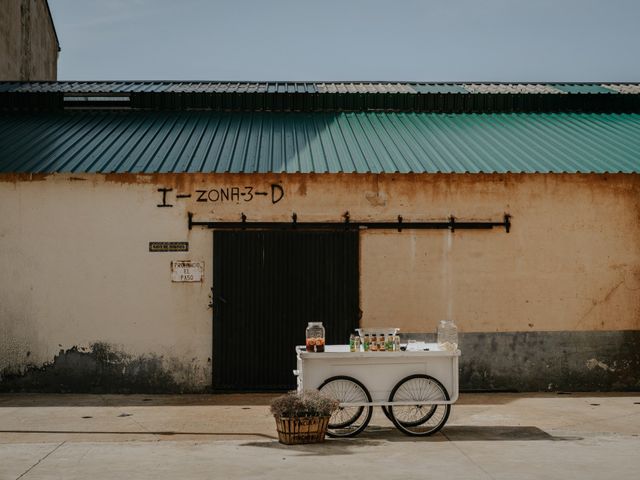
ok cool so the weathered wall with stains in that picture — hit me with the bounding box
[0,0,58,81]
[0,173,638,391]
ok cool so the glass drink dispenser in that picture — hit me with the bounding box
[305,322,325,352]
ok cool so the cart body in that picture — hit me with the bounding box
[295,344,460,407]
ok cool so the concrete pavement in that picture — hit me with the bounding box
[1,393,639,479]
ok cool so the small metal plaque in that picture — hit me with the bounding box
[171,261,204,282]
[149,241,188,252]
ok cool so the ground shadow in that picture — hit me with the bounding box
[0,392,519,408]
[0,429,277,440]
[3,392,635,408]
[241,425,581,455]
[441,426,581,442]
[242,438,387,456]
[359,425,580,442]
[0,425,580,445]
[0,393,278,407]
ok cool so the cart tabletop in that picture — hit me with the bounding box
[296,343,460,358]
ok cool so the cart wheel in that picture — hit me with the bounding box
[319,376,373,437]
[388,374,451,436]
[381,406,394,422]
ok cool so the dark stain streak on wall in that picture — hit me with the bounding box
[2,333,637,393]
[405,330,640,392]
[0,342,207,393]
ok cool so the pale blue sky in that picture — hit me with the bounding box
[49,0,640,81]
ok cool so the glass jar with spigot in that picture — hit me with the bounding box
[305,322,325,352]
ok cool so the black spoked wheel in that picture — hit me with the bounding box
[388,374,451,436]
[319,376,373,437]
[381,406,394,422]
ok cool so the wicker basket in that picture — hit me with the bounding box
[274,416,330,445]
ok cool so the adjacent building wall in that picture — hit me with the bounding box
[0,173,638,391]
[0,0,59,81]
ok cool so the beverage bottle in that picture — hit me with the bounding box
[379,334,385,352]
[363,334,370,351]
[354,336,361,352]
[370,334,378,352]
[349,334,356,352]
[393,335,401,351]
[385,334,393,351]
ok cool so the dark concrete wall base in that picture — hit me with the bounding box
[406,330,640,392]
[0,343,207,394]
[2,332,638,393]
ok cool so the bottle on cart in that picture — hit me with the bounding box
[437,320,458,351]
[354,335,361,351]
[363,334,370,351]
[370,334,378,351]
[306,322,325,353]
[379,334,386,352]
[349,334,356,352]
[385,334,393,351]
[393,335,401,351]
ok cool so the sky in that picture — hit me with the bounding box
[49,0,640,82]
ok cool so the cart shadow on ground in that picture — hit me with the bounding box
[440,426,581,442]
[242,426,582,455]
[360,425,581,442]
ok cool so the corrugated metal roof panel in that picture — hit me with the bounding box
[316,83,416,94]
[412,84,468,94]
[463,84,564,94]
[603,84,640,94]
[1,81,638,95]
[0,111,638,174]
[552,84,616,94]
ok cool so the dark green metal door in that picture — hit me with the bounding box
[212,230,360,391]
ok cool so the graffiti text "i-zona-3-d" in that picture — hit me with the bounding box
[157,184,284,207]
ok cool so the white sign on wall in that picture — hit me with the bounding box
[171,261,204,282]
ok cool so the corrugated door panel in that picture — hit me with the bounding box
[213,230,359,390]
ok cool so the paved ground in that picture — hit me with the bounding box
[0,392,639,479]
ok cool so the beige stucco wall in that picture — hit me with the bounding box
[0,0,58,81]
[1,173,639,388]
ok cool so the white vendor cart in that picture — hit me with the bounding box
[294,339,460,437]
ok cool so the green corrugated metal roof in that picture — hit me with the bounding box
[0,111,638,174]
[3,82,638,113]
[0,81,632,94]
[552,84,617,94]
[412,84,469,94]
